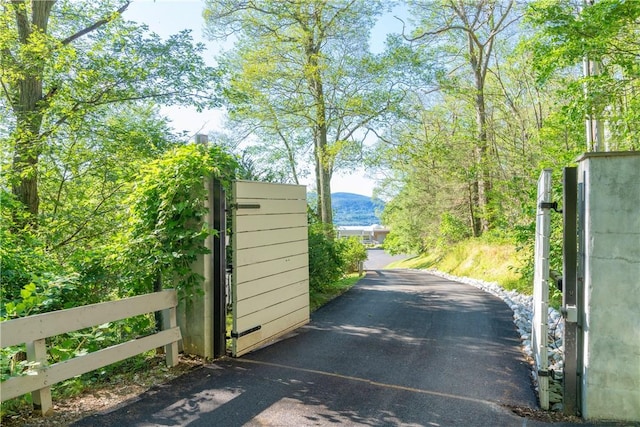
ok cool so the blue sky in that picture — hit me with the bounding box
[123,1,407,196]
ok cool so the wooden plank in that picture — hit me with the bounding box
[235,240,309,267]
[234,181,306,200]
[235,293,309,333]
[233,213,307,233]
[233,308,309,357]
[0,328,182,402]
[234,253,309,285]
[236,280,308,317]
[235,226,307,250]
[235,267,308,301]
[1,290,177,348]
[233,199,307,216]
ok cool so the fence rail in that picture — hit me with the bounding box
[0,290,181,415]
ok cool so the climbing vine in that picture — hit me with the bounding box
[117,143,237,299]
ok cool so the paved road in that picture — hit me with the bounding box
[74,270,581,426]
[363,248,411,270]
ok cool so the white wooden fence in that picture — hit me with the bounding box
[0,290,181,415]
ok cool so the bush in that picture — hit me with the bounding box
[339,236,367,273]
[307,219,368,293]
[0,191,64,305]
[438,212,471,246]
[308,223,344,293]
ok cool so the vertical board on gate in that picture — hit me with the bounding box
[231,181,309,357]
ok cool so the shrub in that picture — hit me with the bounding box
[438,212,471,246]
[308,223,344,293]
[339,236,367,273]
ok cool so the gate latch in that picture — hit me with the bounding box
[539,201,562,213]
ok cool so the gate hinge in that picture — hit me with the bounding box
[231,203,261,210]
[539,201,562,213]
[231,325,261,338]
[537,369,550,377]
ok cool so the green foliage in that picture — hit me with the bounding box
[205,0,418,224]
[0,191,62,303]
[338,237,368,274]
[308,222,345,293]
[0,345,27,383]
[117,143,236,298]
[389,236,525,294]
[378,0,639,284]
[2,274,80,319]
[309,273,361,312]
[0,1,239,414]
[1,0,222,220]
[437,212,471,247]
[1,141,237,410]
[525,0,640,151]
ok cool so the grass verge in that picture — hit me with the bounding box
[310,273,362,312]
[388,238,529,294]
[386,237,561,308]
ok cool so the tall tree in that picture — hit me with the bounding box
[1,0,220,222]
[526,0,640,151]
[204,0,408,225]
[406,0,519,236]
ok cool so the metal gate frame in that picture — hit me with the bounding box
[211,179,227,359]
[562,167,582,416]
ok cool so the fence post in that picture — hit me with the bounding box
[26,339,52,416]
[162,294,179,367]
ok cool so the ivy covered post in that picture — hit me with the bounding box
[125,140,236,359]
[176,135,228,359]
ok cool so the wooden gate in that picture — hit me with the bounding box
[532,169,552,410]
[230,181,309,357]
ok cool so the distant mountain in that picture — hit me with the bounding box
[309,192,384,226]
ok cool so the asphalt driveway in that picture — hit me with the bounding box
[74,269,581,426]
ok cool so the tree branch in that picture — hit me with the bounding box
[60,1,130,45]
[52,182,125,250]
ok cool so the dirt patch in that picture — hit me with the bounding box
[505,404,585,423]
[1,355,204,427]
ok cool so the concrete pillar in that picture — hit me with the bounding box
[577,152,640,422]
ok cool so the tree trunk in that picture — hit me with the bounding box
[469,180,481,237]
[9,0,55,220]
[305,18,333,228]
[313,114,333,227]
[474,84,490,234]
[469,33,491,235]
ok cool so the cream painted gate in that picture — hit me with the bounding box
[230,181,310,357]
